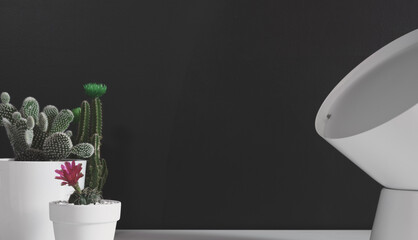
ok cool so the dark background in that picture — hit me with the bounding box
[1,0,416,229]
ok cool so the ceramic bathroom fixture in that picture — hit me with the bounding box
[316,29,418,240]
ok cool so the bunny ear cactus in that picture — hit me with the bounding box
[74,83,108,194]
[0,92,94,161]
[43,105,58,131]
[50,110,74,134]
[2,117,33,156]
[43,132,94,161]
[0,92,17,126]
[20,97,39,122]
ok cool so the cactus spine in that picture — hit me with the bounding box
[75,83,108,193]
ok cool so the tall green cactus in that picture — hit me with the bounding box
[75,101,90,144]
[91,97,103,136]
[74,83,108,193]
[0,92,94,161]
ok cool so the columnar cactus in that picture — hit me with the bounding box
[75,101,90,144]
[74,83,108,193]
[0,92,94,161]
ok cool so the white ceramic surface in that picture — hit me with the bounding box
[370,188,418,240]
[50,200,121,240]
[315,29,418,240]
[315,29,418,190]
[0,159,86,240]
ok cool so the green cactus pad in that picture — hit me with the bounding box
[21,97,39,122]
[65,130,72,137]
[43,132,73,161]
[15,148,47,161]
[83,83,107,98]
[50,110,74,134]
[0,103,17,126]
[24,128,34,146]
[13,114,28,130]
[3,118,32,154]
[38,112,48,132]
[1,92,10,104]
[12,112,21,121]
[71,143,94,158]
[26,116,35,130]
[43,105,58,128]
[2,118,17,151]
[31,126,47,150]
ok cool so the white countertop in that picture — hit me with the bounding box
[115,230,371,240]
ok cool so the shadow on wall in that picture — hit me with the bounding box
[104,125,135,200]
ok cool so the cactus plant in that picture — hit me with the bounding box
[20,97,39,122]
[55,160,102,205]
[0,92,17,126]
[83,83,107,98]
[72,107,81,124]
[75,101,90,144]
[44,132,94,161]
[0,92,94,161]
[69,187,102,205]
[53,84,113,206]
[74,83,108,193]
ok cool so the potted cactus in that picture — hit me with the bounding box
[49,83,121,240]
[49,160,121,240]
[0,89,95,240]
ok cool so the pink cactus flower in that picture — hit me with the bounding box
[55,160,84,186]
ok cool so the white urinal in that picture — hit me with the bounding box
[316,29,418,240]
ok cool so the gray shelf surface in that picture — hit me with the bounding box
[115,230,371,240]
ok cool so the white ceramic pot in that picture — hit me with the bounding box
[0,158,86,240]
[50,200,121,240]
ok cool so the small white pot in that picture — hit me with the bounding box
[0,158,86,240]
[50,200,121,240]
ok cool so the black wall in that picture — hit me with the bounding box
[1,0,417,229]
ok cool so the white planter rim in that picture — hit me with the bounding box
[50,200,122,224]
[50,200,121,208]
[0,158,86,163]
